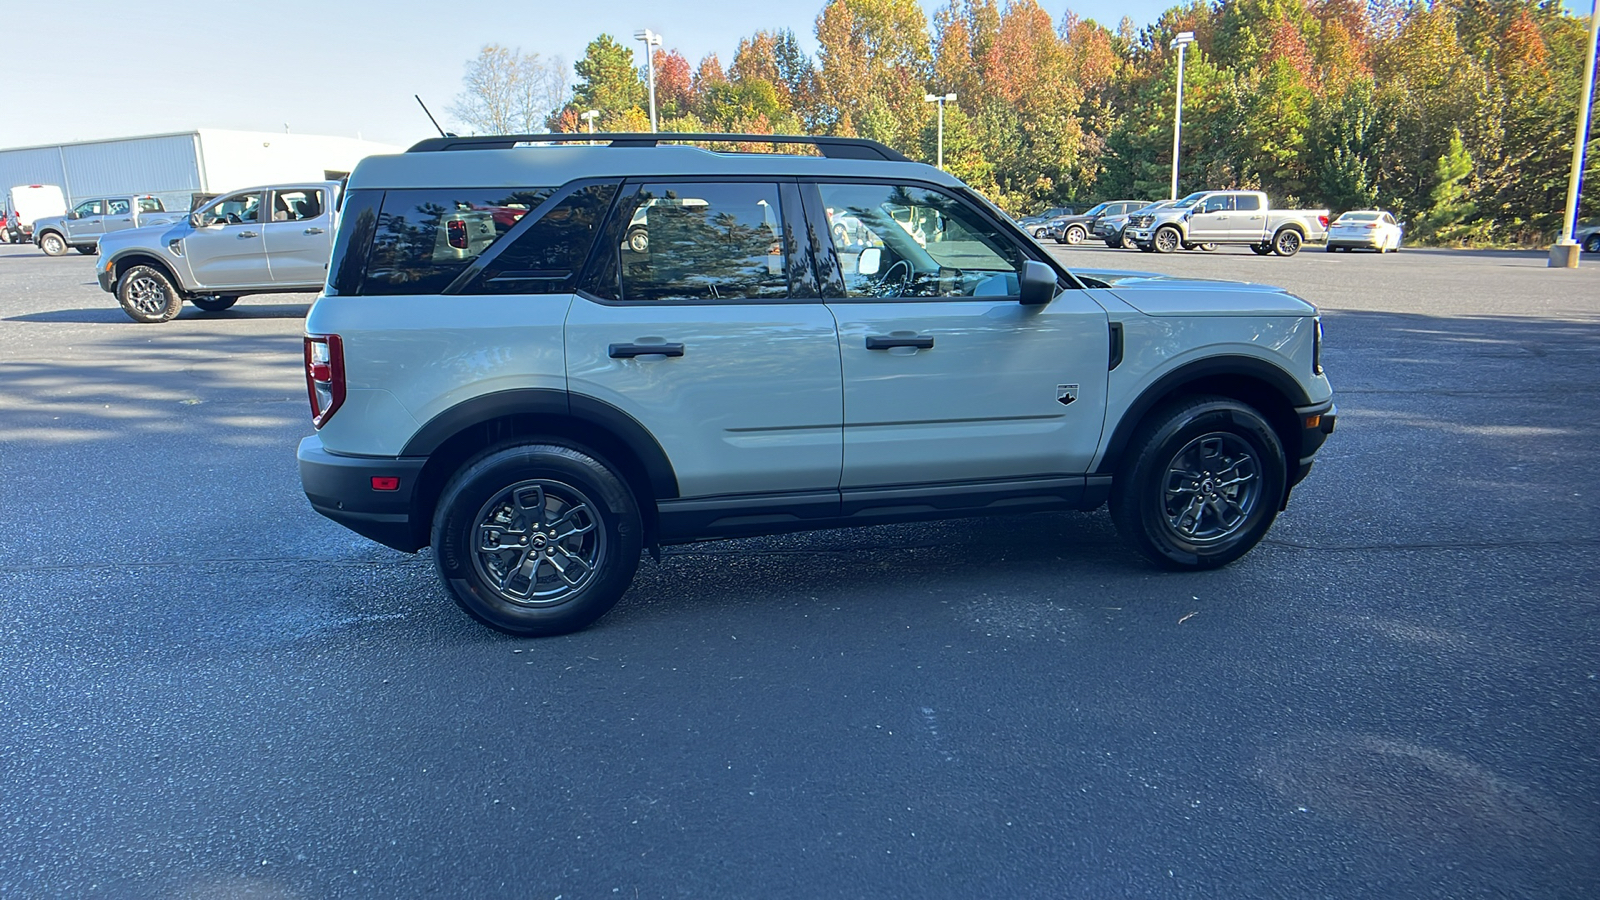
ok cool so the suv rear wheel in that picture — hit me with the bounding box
[1110,396,1286,570]
[116,265,184,323]
[432,443,643,637]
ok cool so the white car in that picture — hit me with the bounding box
[1326,210,1403,253]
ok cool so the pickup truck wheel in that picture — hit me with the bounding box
[1137,242,1155,253]
[191,296,237,312]
[1199,243,1218,252]
[1109,396,1286,570]
[38,232,68,257]
[1250,244,1273,255]
[75,244,97,255]
[116,265,184,323]
[432,442,643,637]
[1064,225,1086,245]
[1153,227,1182,254]
[1272,229,1303,257]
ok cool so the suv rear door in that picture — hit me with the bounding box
[810,181,1109,491]
[263,186,334,286]
[564,179,843,500]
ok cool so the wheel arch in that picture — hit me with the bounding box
[1095,356,1310,478]
[402,389,679,549]
[110,252,185,290]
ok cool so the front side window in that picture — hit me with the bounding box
[361,188,551,295]
[74,200,104,217]
[203,191,261,225]
[819,182,1025,299]
[613,182,787,303]
[1199,195,1233,213]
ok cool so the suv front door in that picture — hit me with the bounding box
[184,190,268,288]
[565,180,843,501]
[811,181,1109,491]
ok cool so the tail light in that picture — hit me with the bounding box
[1318,215,1330,228]
[446,218,469,250]
[304,333,346,427]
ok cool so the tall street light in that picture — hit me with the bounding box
[580,109,600,134]
[924,93,957,170]
[1169,31,1196,201]
[1550,0,1599,268]
[634,29,662,134]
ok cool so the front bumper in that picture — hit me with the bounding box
[96,267,115,292]
[298,435,428,552]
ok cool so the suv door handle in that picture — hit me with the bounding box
[303,227,324,234]
[609,342,685,359]
[238,230,259,238]
[866,335,934,350]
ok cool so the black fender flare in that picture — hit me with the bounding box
[401,388,679,500]
[1094,355,1310,476]
[108,251,185,291]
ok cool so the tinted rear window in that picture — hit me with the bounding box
[464,182,618,294]
[360,188,552,295]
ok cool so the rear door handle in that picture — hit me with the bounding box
[303,227,324,234]
[609,342,685,359]
[238,231,259,238]
[866,335,934,350]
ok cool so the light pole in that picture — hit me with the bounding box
[580,109,599,134]
[1550,0,1599,268]
[1169,31,1196,201]
[924,93,957,170]
[633,29,662,133]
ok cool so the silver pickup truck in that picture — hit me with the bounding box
[1124,190,1329,257]
[95,182,341,322]
[33,195,183,256]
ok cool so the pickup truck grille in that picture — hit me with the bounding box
[1129,215,1154,228]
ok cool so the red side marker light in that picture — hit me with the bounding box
[371,477,400,492]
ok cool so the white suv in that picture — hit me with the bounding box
[297,134,1336,636]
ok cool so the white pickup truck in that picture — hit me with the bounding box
[32,195,184,256]
[1124,190,1329,257]
[95,182,341,322]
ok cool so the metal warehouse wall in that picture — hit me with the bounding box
[0,133,203,212]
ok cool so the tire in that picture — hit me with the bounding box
[1153,226,1182,254]
[1250,244,1273,255]
[1065,225,1086,245]
[38,231,68,257]
[116,265,184,323]
[1272,228,1303,257]
[1137,242,1155,253]
[191,295,237,312]
[626,227,648,254]
[1199,243,1217,252]
[432,442,643,637]
[1582,234,1599,254]
[75,244,96,255]
[1109,396,1287,570]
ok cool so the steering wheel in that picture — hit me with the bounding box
[225,213,242,224]
[880,259,912,297]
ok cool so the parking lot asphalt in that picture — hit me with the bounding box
[1,242,1597,898]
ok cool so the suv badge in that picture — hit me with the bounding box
[1057,384,1078,406]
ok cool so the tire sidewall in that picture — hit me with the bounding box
[116,265,183,323]
[1273,229,1302,256]
[1114,399,1286,569]
[432,442,642,637]
[40,232,67,256]
[1154,227,1181,254]
[1066,225,1085,245]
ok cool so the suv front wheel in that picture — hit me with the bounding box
[432,443,643,637]
[1109,396,1287,570]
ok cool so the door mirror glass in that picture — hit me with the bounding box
[857,246,882,276]
[1018,260,1057,306]
[68,211,80,220]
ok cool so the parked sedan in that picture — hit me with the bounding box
[1018,207,1074,238]
[1097,200,1176,248]
[1054,200,1147,245]
[1327,210,1403,253]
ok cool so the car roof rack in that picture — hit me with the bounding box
[405,133,912,162]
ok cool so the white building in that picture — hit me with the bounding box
[0,129,401,212]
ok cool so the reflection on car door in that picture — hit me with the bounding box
[263,188,333,286]
[564,180,844,499]
[811,181,1108,490]
[184,190,269,288]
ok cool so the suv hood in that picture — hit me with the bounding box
[1074,269,1316,316]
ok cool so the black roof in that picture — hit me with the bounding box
[405,133,912,163]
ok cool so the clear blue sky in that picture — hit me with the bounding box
[0,0,1176,149]
[2,0,1592,150]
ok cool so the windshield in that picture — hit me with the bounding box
[1083,202,1110,216]
[1175,191,1209,209]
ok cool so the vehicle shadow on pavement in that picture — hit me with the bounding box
[6,302,311,324]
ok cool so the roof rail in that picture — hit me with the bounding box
[404,133,913,162]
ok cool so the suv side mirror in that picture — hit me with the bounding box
[1019,260,1057,306]
[857,246,882,276]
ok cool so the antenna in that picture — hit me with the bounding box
[415,95,448,138]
